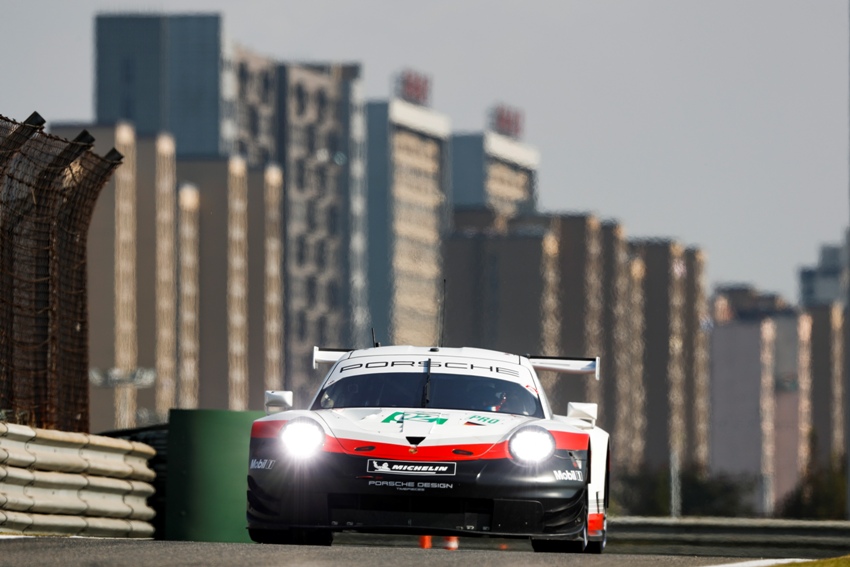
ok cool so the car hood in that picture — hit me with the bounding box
[315,407,534,458]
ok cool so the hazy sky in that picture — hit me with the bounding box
[3,0,848,303]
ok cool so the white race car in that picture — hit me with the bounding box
[247,345,609,553]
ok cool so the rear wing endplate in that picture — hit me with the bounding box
[528,356,600,381]
[312,347,352,369]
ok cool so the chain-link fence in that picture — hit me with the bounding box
[0,112,122,432]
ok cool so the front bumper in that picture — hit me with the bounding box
[247,438,588,539]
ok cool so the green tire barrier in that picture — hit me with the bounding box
[165,409,263,542]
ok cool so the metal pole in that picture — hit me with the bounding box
[670,449,681,518]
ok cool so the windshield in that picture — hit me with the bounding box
[311,372,543,417]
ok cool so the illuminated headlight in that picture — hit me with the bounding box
[280,420,325,459]
[508,427,556,464]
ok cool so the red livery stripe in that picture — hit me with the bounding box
[326,430,588,461]
[251,420,286,438]
[552,431,589,451]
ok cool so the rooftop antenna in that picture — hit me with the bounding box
[371,328,380,348]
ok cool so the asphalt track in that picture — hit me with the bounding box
[0,535,820,567]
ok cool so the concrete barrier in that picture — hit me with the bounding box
[0,422,156,537]
[608,516,850,558]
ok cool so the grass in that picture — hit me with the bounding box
[792,556,850,566]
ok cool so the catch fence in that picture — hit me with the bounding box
[0,112,122,432]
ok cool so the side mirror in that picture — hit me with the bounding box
[265,390,294,414]
[567,402,597,425]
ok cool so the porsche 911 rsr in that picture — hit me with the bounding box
[247,345,609,553]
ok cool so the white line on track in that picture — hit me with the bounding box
[709,559,809,567]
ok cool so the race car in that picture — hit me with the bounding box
[246,345,609,553]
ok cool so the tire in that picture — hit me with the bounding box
[584,445,610,554]
[249,528,333,546]
[297,529,333,546]
[249,528,287,544]
[585,529,606,554]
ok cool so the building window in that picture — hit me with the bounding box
[297,311,308,341]
[295,159,306,189]
[262,71,274,104]
[306,125,317,154]
[315,240,326,269]
[317,316,327,345]
[294,83,308,116]
[326,206,339,236]
[296,235,308,265]
[307,277,318,306]
[307,202,318,231]
[248,106,260,138]
[328,282,340,308]
[327,130,340,155]
[238,62,250,95]
[316,89,328,122]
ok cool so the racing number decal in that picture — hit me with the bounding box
[382,412,448,425]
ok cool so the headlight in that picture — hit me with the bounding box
[280,419,325,459]
[508,427,555,464]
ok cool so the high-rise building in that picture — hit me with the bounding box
[600,222,646,474]
[617,253,647,474]
[808,303,845,466]
[774,314,812,507]
[709,306,811,515]
[629,240,686,471]
[684,248,710,472]
[171,157,285,414]
[451,105,538,220]
[366,72,451,347]
[511,214,603,415]
[96,13,280,167]
[800,240,848,308]
[710,285,812,514]
[445,210,559,357]
[276,63,368,406]
[95,13,370,412]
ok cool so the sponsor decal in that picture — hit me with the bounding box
[250,458,276,470]
[467,415,500,425]
[368,480,454,491]
[382,411,448,425]
[340,360,520,377]
[368,459,456,476]
[554,469,584,482]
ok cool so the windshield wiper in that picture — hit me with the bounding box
[421,358,431,407]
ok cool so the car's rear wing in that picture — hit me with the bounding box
[527,356,600,381]
[313,347,352,369]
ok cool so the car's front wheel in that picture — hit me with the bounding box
[585,526,606,554]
